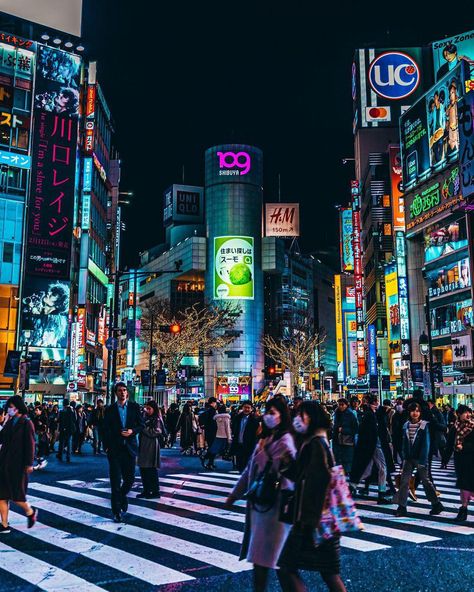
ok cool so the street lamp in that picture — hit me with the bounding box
[376,354,383,398]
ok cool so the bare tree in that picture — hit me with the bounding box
[139,299,242,380]
[263,321,326,380]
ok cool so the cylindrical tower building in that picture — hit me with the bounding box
[204,144,264,399]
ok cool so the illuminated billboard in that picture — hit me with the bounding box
[265,203,300,237]
[339,208,354,272]
[426,258,471,298]
[432,30,474,81]
[389,145,405,231]
[423,219,468,263]
[385,263,400,343]
[458,86,474,200]
[400,61,467,192]
[351,180,365,376]
[20,45,80,348]
[0,0,83,37]
[205,144,263,187]
[405,166,463,234]
[352,47,427,131]
[430,299,473,338]
[214,236,254,300]
[34,46,81,117]
[334,275,344,375]
[19,278,69,348]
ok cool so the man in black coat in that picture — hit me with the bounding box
[350,395,393,504]
[102,382,144,522]
[231,401,260,473]
[202,396,218,449]
[56,399,76,462]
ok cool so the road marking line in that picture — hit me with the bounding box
[29,484,243,543]
[26,494,251,574]
[358,521,440,543]
[8,511,193,586]
[169,474,239,486]
[0,540,106,592]
[356,502,474,534]
[160,477,236,494]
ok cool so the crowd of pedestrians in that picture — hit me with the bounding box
[0,386,472,591]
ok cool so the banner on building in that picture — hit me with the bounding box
[389,145,405,231]
[214,236,254,300]
[339,208,354,272]
[265,203,300,237]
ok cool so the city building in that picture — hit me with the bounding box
[0,6,123,403]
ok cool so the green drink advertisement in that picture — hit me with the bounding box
[214,236,254,300]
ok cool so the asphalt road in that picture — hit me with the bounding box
[0,442,473,592]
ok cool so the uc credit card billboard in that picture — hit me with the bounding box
[352,47,429,131]
[214,236,254,300]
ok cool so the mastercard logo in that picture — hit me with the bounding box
[366,106,391,122]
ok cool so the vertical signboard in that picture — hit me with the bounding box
[458,87,474,201]
[334,275,344,380]
[389,145,405,231]
[20,45,80,349]
[214,236,254,300]
[339,208,354,272]
[351,180,366,376]
[368,324,377,376]
[396,232,411,360]
[385,262,400,345]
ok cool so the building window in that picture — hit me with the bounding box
[2,242,13,263]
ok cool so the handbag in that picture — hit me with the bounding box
[313,441,363,545]
[244,444,281,512]
[338,433,354,446]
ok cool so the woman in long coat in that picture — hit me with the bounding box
[226,397,296,592]
[137,400,162,499]
[453,405,474,522]
[176,403,196,453]
[0,395,37,533]
[278,401,346,592]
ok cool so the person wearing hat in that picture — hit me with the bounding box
[332,398,358,476]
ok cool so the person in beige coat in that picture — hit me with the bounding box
[137,400,162,499]
[202,404,232,470]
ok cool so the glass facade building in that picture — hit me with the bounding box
[204,144,264,395]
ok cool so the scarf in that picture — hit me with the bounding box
[454,417,474,448]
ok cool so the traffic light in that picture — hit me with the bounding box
[159,323,182,334]
[262,365,276,379]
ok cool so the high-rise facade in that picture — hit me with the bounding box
[204,144,264,396]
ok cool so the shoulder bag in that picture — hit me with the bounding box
[313,438,363,544]
[244,441,281,512]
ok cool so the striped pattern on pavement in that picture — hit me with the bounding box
[0,460,471,590]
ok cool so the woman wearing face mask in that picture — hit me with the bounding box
[225,397,296,592]
[0,395,37,533]
[453,405,474,522]
[137,400,162,499]
[278,401,346,592]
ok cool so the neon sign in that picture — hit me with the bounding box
[217,151,251,176]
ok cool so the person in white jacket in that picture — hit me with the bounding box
[201,404,232,470]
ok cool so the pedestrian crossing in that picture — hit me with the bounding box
[0,461,471,591]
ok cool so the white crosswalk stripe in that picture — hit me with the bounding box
[0,460,471,590]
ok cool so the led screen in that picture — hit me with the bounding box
[214,236,254,300]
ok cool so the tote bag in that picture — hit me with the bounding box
[313,445,363,545]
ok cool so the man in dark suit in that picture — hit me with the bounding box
[56,399,76,462]
[231,401,260,473]
[102,382,144,522]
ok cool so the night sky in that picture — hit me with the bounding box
[81,1,472,268]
